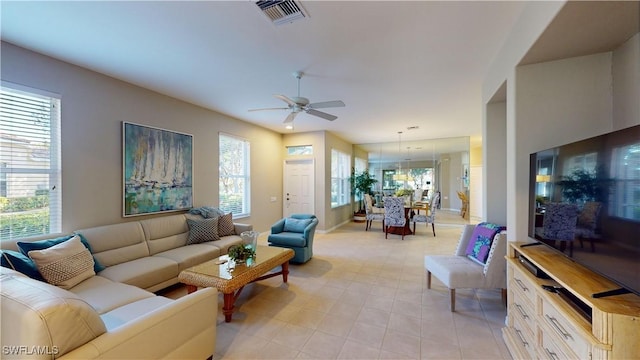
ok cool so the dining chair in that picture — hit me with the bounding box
[383,197,407,240]
[411,192,440,236]
[535,202,579,256]
[457,191,469,218]
[364,194,385,231]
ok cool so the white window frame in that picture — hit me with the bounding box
[219,133,250,217]
[331,149,351,208]
[0,82,61,240]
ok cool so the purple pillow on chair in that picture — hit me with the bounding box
[465,222,506,265]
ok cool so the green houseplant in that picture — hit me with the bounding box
[349,168,378,213]
[227,244,256,264]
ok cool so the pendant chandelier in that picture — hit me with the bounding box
[392,131,413,182]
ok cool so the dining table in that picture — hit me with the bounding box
[386,202,429,235]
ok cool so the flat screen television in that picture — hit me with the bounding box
[528,124,640,297]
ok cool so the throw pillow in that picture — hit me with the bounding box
[465,222,505,265]
[218,212,235,237]
[283,218,312,233]
[28,235,95,289]
[187,217,220,244]
[18,234,105,273]
[0,250,45,281]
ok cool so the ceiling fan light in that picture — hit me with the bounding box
[285,124,294,130]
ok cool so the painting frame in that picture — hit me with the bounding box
[122,122,193,217]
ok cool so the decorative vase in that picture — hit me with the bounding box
[240,230,260,250]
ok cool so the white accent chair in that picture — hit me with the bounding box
[424,224,507,311]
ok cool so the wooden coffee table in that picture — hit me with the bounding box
[178,245,294,322]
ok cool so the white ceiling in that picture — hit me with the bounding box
[1,1,637,163]
[0,1,529,162]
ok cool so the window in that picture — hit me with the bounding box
[287,145,313,156]
[219,133,250,217]
[331,149,350,208]
[354,157,366,173]
[0,84,61,240]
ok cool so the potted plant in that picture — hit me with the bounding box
[227,244,256,264]
[349,168,378,221]
[395,188,414,206]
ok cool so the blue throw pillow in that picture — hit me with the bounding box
[1,249,45,281]
[18,234,105,273]
[283,218,312,233]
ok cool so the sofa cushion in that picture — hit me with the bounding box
[140,214,190,255]
[187,217,220,244]
[283,218,312,233]
[76,221,149,267]
[97,256,178,290]
[69,275,155,314]
[17,233,105,273]
[424,255,485,288]
[153,244,220,271]
[218,212,236,237]
[1,249,45,281]
[268,232,307,247]
[0,273,106,358]
[28,235,96,290]
[100,296,173,330]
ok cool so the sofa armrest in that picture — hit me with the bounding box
[271,218,286,234]
[60,288,218,360]
[303,218,319,241]
[233,223,253,235]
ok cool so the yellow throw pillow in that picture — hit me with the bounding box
[28,235,95,289]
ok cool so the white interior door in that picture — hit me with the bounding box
[470,165,483,220]
[284,159,315,218]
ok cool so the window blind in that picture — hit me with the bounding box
[219,133,250,216]
[0,86,61,240]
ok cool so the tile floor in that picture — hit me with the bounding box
[165,211,512,359]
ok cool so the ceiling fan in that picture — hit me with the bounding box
[249,71,345,124]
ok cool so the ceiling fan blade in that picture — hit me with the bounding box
[306,109,338,121]
[248,107,289,112]
[274,94,297,107]
[307,100,345,109]
[284,112,299,123]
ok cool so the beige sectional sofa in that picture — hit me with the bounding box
[1,212,252,359]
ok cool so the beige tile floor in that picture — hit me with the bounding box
[164,211,511,359]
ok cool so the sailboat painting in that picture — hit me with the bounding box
[123,122,193,216]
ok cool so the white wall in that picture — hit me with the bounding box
[482,2,563,231]
[483,2,640,242]
[483,100,507,224]
[1,41,284,232]
[613,33,640,129]
[511,52,615,240]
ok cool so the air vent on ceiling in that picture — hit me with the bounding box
[256,0,308,26]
